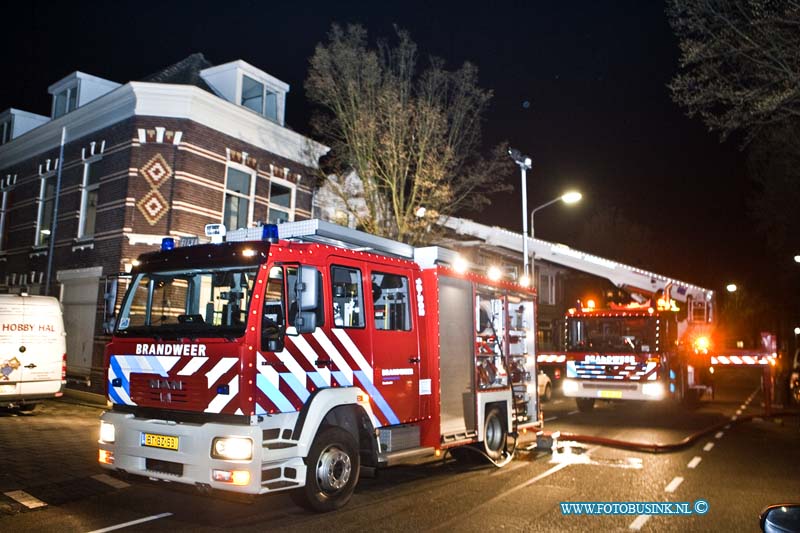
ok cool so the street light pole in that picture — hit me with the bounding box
[508,148,533,283]
[529,191,583,286]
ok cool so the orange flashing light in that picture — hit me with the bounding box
[98,450,114,464]
[586,299,596,309]
[434,449,442,457]
[231,470,251,486]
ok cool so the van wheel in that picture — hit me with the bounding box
[542,384,552,402]
[17,403,38,413]
[576,398,595,412]
[291,427,360,512]
[482,407,507,461]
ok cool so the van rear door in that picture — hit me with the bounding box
[18,297,65,397]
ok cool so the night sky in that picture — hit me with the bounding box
[1,1,758,292]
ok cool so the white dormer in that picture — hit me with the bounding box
[47,72,121,119]
[0,108,50,146]
[200,60,289,126]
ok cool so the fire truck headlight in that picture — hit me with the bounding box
[562,379,579,395]
[642,383,665,398]
[211,437,253,460]
[99,421,115,444]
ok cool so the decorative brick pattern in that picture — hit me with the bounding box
[137,153,172,224]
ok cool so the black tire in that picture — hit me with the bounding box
[482,407,507,461]
[17,403,38,413]
[291,426,360,512]
[542,384,552,403]
[576,397,595,412]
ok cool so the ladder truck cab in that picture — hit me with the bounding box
[562,300,713,411]
[98,220,540,511]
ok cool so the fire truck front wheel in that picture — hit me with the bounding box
[576,398,595,412]
[292,426,360,512]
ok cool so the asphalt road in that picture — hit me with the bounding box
[0,368,797,532]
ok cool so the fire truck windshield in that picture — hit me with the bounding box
[115,266,259,339]
[567,316,656,353]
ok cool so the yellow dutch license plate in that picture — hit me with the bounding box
[142,433,179,450]
[599,390,623,399]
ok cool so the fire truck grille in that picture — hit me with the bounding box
[130,373,208,408]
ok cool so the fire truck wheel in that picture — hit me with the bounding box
[482,407,507,461]
[575,398,595,412]
[16,403,38,413]
[292,426,360,512]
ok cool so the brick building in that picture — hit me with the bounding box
[0,54,328,393]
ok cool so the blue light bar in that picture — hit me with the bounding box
[262,224,279,244]
[161,237,175,251]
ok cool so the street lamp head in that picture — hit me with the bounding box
[561,191,582,204]
[794,255,800,263]
[726,283,737,293]
[507,147,532,169]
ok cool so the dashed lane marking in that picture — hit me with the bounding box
[703,442,715,452]
[629,514,651,530]
[87,512,173,533]
[687,456,702,469]
[715,431,724,439]
[92,474,130,489]
[567,410,580,416]
[4,490,47,509]
[664,476,684,493]
[543,416,559,422]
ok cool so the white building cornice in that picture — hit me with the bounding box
[0,82,328,170]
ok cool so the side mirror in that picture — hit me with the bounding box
[297,266,319,312]
[761,504,800,532]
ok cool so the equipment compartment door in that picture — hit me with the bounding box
[369,266,420,424]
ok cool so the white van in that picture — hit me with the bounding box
[0,294,66,411]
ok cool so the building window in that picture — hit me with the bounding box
[78,161,100,239]
[36,175,57,247]
[538,272,556,305]
[241,75,279,122]
[0,117,12,145]
[53,85,79,118]
[223,165,255,230]
[268,179,295,224]
[0,189,11,251]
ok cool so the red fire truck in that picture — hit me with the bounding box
[98,220,540,511]
[561,301,714,411]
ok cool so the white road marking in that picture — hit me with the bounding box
[715,431,724,439]
[664,476,684,493]
[687,456,702,469]
[4,490,46,509]
[87,513,173,533]
[543,416,559,422]
[629,514,651,530]
[92,473,130,489]
[703,442,715,452]
[567,410,580,416]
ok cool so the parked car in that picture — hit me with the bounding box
[538,370,552,402]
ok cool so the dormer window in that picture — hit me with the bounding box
[53,84,79,118]
[241,75,278,122]
[0,117,12,145]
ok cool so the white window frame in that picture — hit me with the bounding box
[0,117,13,145]
[0,188,9,251]
[267,176,296,223]
[538,272,556,305]
[77,157,101,240]
[222,162,257,230]
[52,83,79,118]
[239,74,280,123]
[35,173,56,247]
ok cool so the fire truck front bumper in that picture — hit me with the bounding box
[98,411,306,495]
[561,379,667,401]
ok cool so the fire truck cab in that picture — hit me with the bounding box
[99,220,540,511]
[562,303,712,411]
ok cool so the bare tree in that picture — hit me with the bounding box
[305,24,509,245]
[667,0,800,142]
